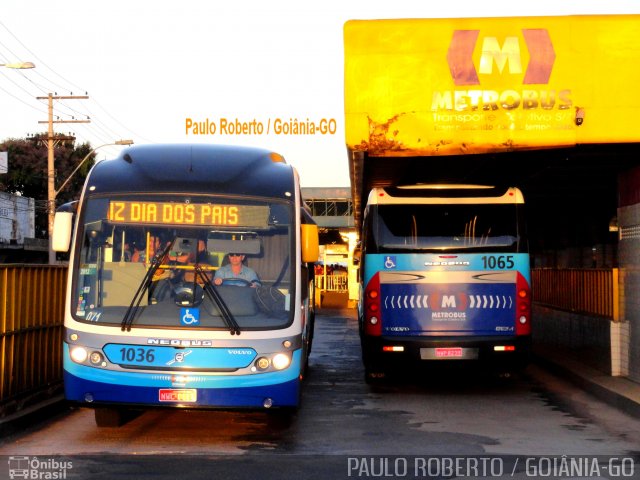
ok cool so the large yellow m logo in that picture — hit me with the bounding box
[447,29,555,85]
[478,37,522,75]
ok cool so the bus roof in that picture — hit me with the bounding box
[367,185,525,205]
[85,144,296,200]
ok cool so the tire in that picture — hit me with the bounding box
[94,407,126,427]
[266,407,297,429]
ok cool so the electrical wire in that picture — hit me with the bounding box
[0,20,152,147]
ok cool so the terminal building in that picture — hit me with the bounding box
[0,192,47,263]
[302,187,357,308]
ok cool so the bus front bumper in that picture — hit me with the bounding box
[63,348,303,409]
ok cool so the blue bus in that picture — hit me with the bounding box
[53,144,319,426]
[358,184,531,381]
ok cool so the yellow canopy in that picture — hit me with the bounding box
[344,15,640,156]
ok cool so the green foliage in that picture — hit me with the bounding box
[0,135,96,237]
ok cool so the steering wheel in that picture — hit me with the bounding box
[220,278,253,287]
[172,282,204,307]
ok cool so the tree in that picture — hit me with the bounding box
[0,135,96,238]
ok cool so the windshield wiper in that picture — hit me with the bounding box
[195,264,241,335]
[121,240,174,332]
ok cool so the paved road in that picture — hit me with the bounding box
[1,309,639,479]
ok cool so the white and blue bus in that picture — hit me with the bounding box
[53,144,319,426]
[358,185,531,381]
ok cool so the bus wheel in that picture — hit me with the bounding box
[94,407,126,427]
[266,407,297,429]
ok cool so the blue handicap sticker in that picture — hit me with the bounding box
[180,307,200,326]
[384,255,397,269]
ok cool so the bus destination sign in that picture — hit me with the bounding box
[108,201,269,228]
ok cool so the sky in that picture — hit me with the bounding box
[1,1,639,188]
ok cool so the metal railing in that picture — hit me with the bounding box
[0,265,620,412]
[0,265,67,410]
[315,275,349,292]
[531,268,619,321]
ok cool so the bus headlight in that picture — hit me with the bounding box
[89,351,105,365]
[70,346,88,363]
[255,357,270,371]
[272,353,291,370]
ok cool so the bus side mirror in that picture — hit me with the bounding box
[301,224,319,263]
[53,212,74,252]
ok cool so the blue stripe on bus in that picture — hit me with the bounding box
[380,282,516,335]
[102,344,257,370]
[64,371,301,408]
[364,253,530,285]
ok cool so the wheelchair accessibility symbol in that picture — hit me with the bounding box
[384,256,397,269]
[180,308,200,326]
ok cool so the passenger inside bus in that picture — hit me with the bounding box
[182,239,215,283]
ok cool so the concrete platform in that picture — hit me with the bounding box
[533,344,640,419]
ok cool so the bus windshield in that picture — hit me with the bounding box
[72,194,293,330]
[367,203,526,254]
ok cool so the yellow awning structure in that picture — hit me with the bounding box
[344,15,640,156]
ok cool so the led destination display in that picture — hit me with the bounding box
[108,201,269,227]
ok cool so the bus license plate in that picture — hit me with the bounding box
[421,347,478,360]
[436,347,463,358]
[158,389,197,402]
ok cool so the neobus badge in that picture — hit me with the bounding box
[424,261,470,266]
[147,338,213,347]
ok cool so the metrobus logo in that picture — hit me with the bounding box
[430,292,468,311]
[447,29,555,86]
[433,29,571,112]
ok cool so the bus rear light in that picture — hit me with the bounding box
[494,345,516,352]
[515,272,531,336]
[364,272,382,336]
[383,346,404,352]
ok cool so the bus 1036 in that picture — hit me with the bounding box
[53,144,319,426]
[358,184,531,382]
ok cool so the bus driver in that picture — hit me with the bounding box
[214,253,260,287]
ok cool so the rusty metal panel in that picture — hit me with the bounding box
[532,268,618,320]
[0,265,67,408]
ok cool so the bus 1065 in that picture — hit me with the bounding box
[358,184,531,382]
[53,144,319,426]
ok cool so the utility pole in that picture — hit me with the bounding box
[37,93,90,264]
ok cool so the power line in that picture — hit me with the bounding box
[0,21,149,146]
[0,82,44,114]
[0,20,86,94]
